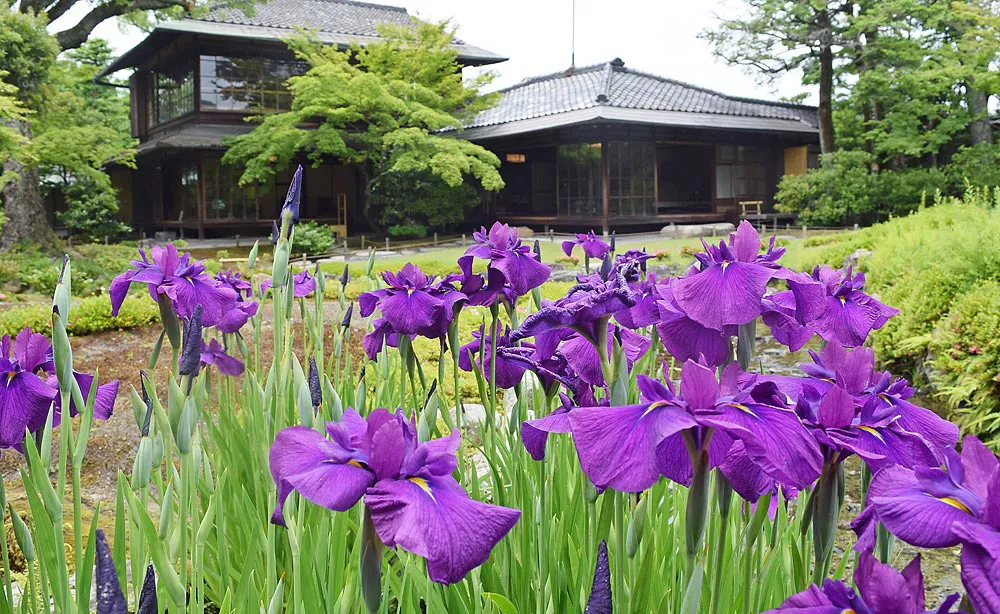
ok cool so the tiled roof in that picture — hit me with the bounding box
[467,58,818,130]
[196,0,463,42]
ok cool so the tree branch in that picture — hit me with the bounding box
[45,0,81,24]
[54,0,190,50]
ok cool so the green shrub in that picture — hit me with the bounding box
[292,221,335,255]
[0,243,138,297]
[0,294,158,338]
[776,150,949,226]
[56,179,131,243]
[929,280,1000,449]
[388,224,428,239]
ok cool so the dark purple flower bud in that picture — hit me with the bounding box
[179,305,203,377]
[136,564,157,614]
[271,221,280,247]
[341,265,350,288]
[584,540,611,614]
[95,529,127,614]
[599,255,612,281]
[139,371,153,437]
[282,165,303,225]
[308,356,322,409]
[533,239,541,262]
[342,302,354,330]
[609,231,616,253]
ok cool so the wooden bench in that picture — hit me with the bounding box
[739,200,765,221]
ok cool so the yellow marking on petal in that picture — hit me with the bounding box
[838,296,847,305]
[841,610,858,614]
[409,477,435,500]
[642,400,672,417]
[6,371,14,384]
[878,393,891,403]
[347,460,365,469]
[721,261,731,272]
[727,403,759,418]
[857,425,885,442]
[937,496,972,515]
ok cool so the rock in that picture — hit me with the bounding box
[458,403,488,427]
[659,222,735,239]
[515,226,535,237]
[844,248,872,269]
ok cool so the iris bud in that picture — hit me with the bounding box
[248,239,260,270]
[293,357,313,428]
[308,356,322,410]
[365,247,376,277]
[156,294,181,352]
[272,240,291,291]
[532,239,541,262]
[584,479,599,504]
[584,540,611,614]
[158,483,173,539]
[626,494,648,558]
[342,303,354,331]
[133,437,153,488]
[609,231,616,254]
[9,505,34,562]
[360,509,383,614]
[178,306,203,377]
[599,254,612,281]
[341,264,350,288]
[148,329,165,371]
[175,398,197,455]
[52,255,71,325]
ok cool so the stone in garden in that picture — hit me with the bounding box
[515,226,535,237]
[844,248,872,269]
[659,222,735,238]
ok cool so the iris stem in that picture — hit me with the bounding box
[488,303,500,430]
[614,491,626,611]
[709,473,733,614]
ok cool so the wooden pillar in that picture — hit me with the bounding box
[196,153,206,240]
[601,140,610,234]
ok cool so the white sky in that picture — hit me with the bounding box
[54,0,812,103]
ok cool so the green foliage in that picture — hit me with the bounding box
[56,178,131,242]
[0,243,138,296]
[387,223,428,239]
[0,11,58,103]
[0,72,27,191]
[223,21,503,228]
[930,280,1000,449]
[947,143,1000,189]
[291,220,335,255]
[776,151,949,226]
[0,294,157,338]
[375,169,479,230]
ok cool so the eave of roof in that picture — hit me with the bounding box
[99,18,506,78]
[456,106,819,141]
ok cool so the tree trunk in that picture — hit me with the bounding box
[968,86,993,145]
[1,119,58,250]
[817,44,836,155]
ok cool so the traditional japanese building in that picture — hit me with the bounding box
[458,58,820,232]
[99,0,504,238]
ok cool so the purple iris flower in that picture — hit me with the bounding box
[269,408,520,584]
[110,244,237,327]
[523,360,822,493]
[952,469,1000,613]
[614,248,653,271]
[458,326,527,389]
[614,272,661,330]
[852,435,997,551]
[0,331,56,447]
[5,328,118,431]
[562,231,611,261]
[260,268,317,298]
[761,344,958,461]
[460,222,550,297]
[655,278,736,366]
[557,324,651,387]
[215,270,260,334]
[761,290,816,352]
[200,339,245,377]
[787,265,899,348]
[359,264,465,357]
[672,221,787,330]
[764,552,962,614]
[510,262,638,345]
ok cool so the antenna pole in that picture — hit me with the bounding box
[571,0,576,68]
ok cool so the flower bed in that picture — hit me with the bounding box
[0,168,995,613]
